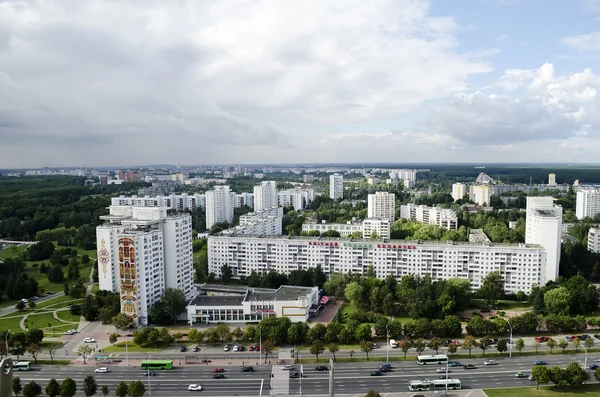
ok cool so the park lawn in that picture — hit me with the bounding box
[40,341,63,348]
[35,298,82,310]
[0,245,28,260]
[24,311,63,331]
[471,299,532,311]
[103,341,172,353]
[91,284,100,294]
[44,324,76,337]
[0,314,26,332]
[55,309,81,323]
[339,301,358,317]
[485,385,600,397]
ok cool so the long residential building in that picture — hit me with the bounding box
[399,204,458,230]
[278,188,315,211]
[208,235,551,294]
[222,207,283,236]
[111,194,206,211]
[576,188,600,220]
[302,218,391,239]
[96,205,194,326]
[588,227,600,253]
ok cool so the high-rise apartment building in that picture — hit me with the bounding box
[576,188,600,220]
[329,174,344,200]
[525,196,562,283]
[253,181,278,212]
[548,173,557,186]
[452,183,466,202]
[206,186,235,229]
[278,188,314,211]
[368,192,396,222]
[588,228,600,253]
[96,205,194,325]
[470,185,491,206]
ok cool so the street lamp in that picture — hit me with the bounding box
[507,322,513,358]
[147,354,152,397]
[259,326,262,365]
[582,344,588,369]
[5,329,9,357]
[300,355,302,397]
[386,325,389,363]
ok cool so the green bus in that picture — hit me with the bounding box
[140,360,173,370]
[13,361,32,371]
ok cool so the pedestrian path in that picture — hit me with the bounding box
[269,349,292,395]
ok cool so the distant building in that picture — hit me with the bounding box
[475,172,493,184]
[470,185,491,206]
[362,218,391,239]
[452,183,465,202]
[206,186,235,229]
[548,173,557,186]
[329,174,344,199]
[588,228,600,253]
[576,188,600,220]
[399,204,458,230]
[525,197,562,283]
[303,175,315,183]
[234,193,254,209]
[367,192,396,222]
[222,207,283,236]
[253,181,278,212]
[278,188,314,211]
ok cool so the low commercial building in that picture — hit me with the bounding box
[186,285,319,324]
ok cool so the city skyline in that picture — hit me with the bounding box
[2,0,600,168]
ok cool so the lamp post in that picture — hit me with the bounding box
[5,329,9,357]
[507,322,513,358]
[259,326,262,365]
[300,355,302,397]
[147,354,152,397]
[386,325,389,363]
[582,344,588,369]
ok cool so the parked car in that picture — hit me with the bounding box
[193,346,199,352]
[39,293,47,297]
[238,345,245,351]
[515,372,527,378]
[254,345,260,351]
[372,343,378,349]
[213,373,225,379]
[233,345,239,352]
[213,368,225,373]
[281,365,294,370]
[83,337,96,343]
[315,366,329,371]
[224,345,230,352]
[46,291,54,295]
[591,364,599,370]
[484,360,499,365]
[566,336,573,342]
[579,335,590,341]
[188,385,202,391]
[594,334,600,340]
[533,360,548,366]
[453,340,462,347]
[241,366,254,372]
[180,346,186,352]
[370,370,382,376]
[95,367,109,373]
[249,345,255,351]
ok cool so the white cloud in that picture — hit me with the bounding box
[561,31,600,52]
[0,0,493,167]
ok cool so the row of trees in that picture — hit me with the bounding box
[531,362,593,388]
[13,376,145,397]
[530,276,598,316]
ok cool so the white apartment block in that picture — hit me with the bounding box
[96,205,194,326]
[330,174,344,199]
[278,188,315,211]
[368,192,396,222]
[525,197,562,283]
[111,194,206,211]
[253,181,278,212]
[206,186,235,229]
[362,218,391,239]
[222,207,283,236]
[209,235,550,294]
[470,185,491,206]
[234,193,254,209]
[302,221,362,237]
[400,204,458,230]
[576,188,600,220]
[452,183,466,202]
[588,228,600,253]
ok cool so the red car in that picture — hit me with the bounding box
[249,346,255,351]
[254,345,260,351]
[453,340,462,347]
[212,368,225,373]
[238,345,245,351]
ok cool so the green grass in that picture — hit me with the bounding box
[24,311,63,331]
[35,298,82,310]
[55,309,81,323]
[471,299,532,311]
[0,245,28,260]
[0,314,26,332]
[485,385,600,397]
[91,284,100,294]
[103,341,172,353]
[339,301,358,317]
[39,341,63,348]
[35,359,71,365]
[0,298,83,332]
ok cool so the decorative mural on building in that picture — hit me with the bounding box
[98,239,110,276]
[118,237,138,323]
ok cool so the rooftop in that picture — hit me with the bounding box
[247,285,316,302]
[190,295,245,307]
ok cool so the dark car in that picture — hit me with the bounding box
[180,346,186,352]
[533,360,548,366]
[289,371,303,378]
[46,291,54,295]
[579,335,590,341]
[370,370,382,376]
[591,364,599,370]
[594,334,600,340]
[213,373,225,379]
[464,364,477,369]
[141,371,155,377]
[379,366,391,373]
[315,366,329,371]
[380,363,392,369]
[193,346,199,352]
[241,366,254,372]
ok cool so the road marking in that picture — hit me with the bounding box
[260,379,263,396]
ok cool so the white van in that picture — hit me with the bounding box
[390,339,398,348]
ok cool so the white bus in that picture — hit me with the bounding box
[408,379,461,391]
[417,354,448,365]
[390,339,397,348]
[13,361,32,371]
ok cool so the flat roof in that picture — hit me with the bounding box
[247,285,315,301]
[190,295,245,307]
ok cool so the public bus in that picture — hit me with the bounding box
[417,354,448,365]
[408,379,462,391]
[140,360,174,370]
[13,361,32,371]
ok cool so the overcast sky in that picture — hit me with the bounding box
[2,0,600,168]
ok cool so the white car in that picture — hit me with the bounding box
[233,345,239,352]
[484,360,499,365]
[281,365,294,370]
[63,330,75,335]
[436,367,448,373]
[188,384,202,391]
[223,345,230,352]
[83,337,96,343]
[95,367,109,373]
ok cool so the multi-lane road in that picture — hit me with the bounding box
[16,353,599,396]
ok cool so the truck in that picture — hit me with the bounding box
[390,339,398,348]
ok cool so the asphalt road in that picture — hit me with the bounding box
[17,353,600,396]
[17,365,272,396]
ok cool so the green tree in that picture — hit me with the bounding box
[533,340,541,353]
[344,282,364,308]
[496,338,508,355]
[428,337,442,354]
[480,271,504,305]
[22,381,42,397]
[349,349,355,362]
[566,361,589,386]
[83,376,97,397]
[128,380,146,397]
[115,382,128,397]
[462,335,476,357]
[26,343,42,364]
[220,264,233,282]
[77,345,93,364]
[232,327,243,341]
[364,391,382,397]
[447,342,457,356]
[414,339,426,355]
[547,339,557,353]
[515,338,525,355]
[479,336,492,356]
[262,340,274,361]
[109,333,118,345]
[559,339,569,353]
[329,344,339,361]
[355,324,372,342]
[310,340,325,362]
[544,287,571,315]
[585,337,595,349]
[15,300,25,311]
[112,313,133,334]
[60,378,77,397]
[162,288,187,325]
[531,366,551,390]
[550,366,567,387]
[360,340,374,360]
[45,379,61,397]
[215,323,231,341]
[595,367,600,383]
[101,385,109,397]
[13,376,22,396]
[573,338,581,352]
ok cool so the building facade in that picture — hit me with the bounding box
[253,181,278,212]
[96,206,194,326]
[368,192,396,222]
[206,186,235,229]
[302,221,363,237]
[222,207,283,236]
[329,174,344,199]
[111,193,206,212]
[470,185,491,206]
[525,197,562,283]
[362,218,391,239]
[399,204,458,230]
[576,188,600,220]
[278,188,315,211]
[588,228,600,253]
[208,235,550,294]
[452,183,465,202]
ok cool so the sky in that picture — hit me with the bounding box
[2,0,600,168]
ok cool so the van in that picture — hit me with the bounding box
[390,339,398,348]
